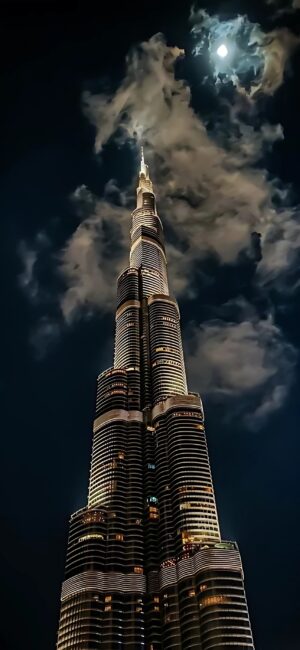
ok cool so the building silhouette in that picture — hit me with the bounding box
[56,151,255,649]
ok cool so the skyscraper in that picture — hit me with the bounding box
[56,151,255,649]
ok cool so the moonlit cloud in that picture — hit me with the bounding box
[18,233,51,304]
[19,30,299,423]
[191,10,299,97]
[30,316,61,360]
[83,33,300,294]
[18,241,39,301]
[185,302,297,428]
[266,0,300,15]
[59,188,129,322]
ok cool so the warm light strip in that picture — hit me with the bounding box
[61,570,146,601]
[147,294,180,314]
[93,409,143,432]
[159,547,243,589]
[115,299,140,319]
[152,394,203,420]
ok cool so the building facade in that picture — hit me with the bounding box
[56,151,255,649]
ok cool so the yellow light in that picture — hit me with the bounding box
[134,566,144,574]
[78,533,104,543]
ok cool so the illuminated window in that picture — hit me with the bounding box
[171,411,201,418]
[179,502,192,510]
[181,532,205,544]
[134,567,143,574]
[78,533,104,543]
[104,605,111,612]
[154,606,159,612]
[153,597,159,603]
[115,534,124,541]
[149,512,159,520]
[104,390,127,398]
[105,595,112,603]
[118,451,125,460]
[189,590,196,597]
[200,594,230,608]
[82,512,104,524]
[153,359,181,368]
[200,584,207,592]
[149,507,158,513]
[148,496,158,504]
[147,463,156,470]
[136,606,143,613]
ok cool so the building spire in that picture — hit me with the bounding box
[137,145,154,205]
[140,145,147,177]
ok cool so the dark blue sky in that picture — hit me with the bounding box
[1,1,300,649]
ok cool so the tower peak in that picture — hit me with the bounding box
[140,146,147,177]
[137,146,154,204]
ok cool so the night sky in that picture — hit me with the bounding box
[1,1,300,649]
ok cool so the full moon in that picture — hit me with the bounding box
[217,44,228,59]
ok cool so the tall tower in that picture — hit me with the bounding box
[57,152,255,649]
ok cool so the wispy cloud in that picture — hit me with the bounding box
[266,0,300,16]
[191,10,299,97]
[18,241,39,301]
[185,300,296,428]
[59,186,129,322]
[19,28,299,423]
[83,33,300,293]
[30,316,61,360]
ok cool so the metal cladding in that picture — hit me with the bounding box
[57,151,255,649]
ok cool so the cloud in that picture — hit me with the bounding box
[59,185,129,322]
[265,0,300,15]
[19,31,299,421]
[30,316,61,360]
[83,33,297,297]
[18,241,38,301]
[18,232,51,303]
[18,237,63,358]
[185,302,297,428]
[24,33,300,317]
[252,28,300,97]
[191,10,299,97]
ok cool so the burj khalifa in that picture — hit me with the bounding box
[56,150,255,649]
